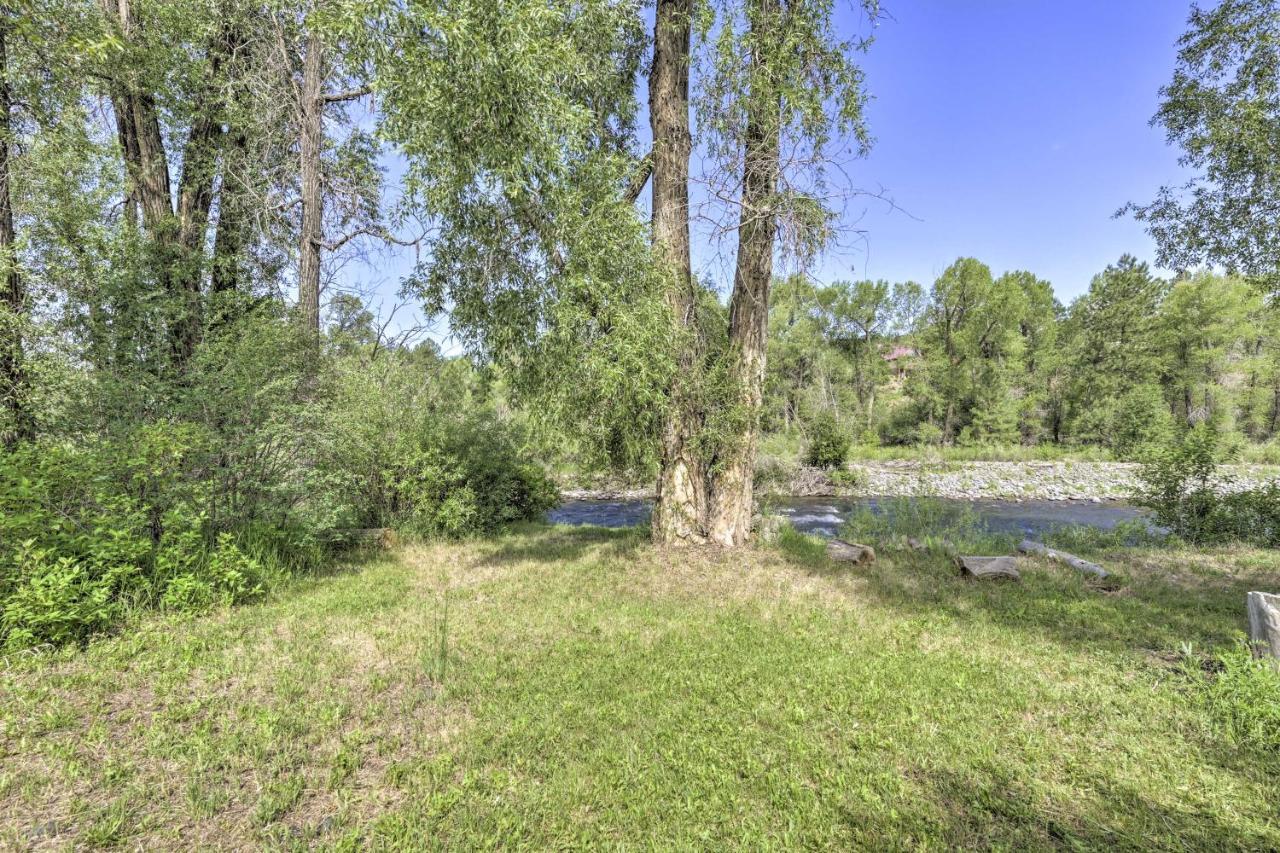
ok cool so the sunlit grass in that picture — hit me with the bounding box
[2,524,1278,849]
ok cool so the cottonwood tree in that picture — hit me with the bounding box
[381,0,674,476]
[1126,0,1280,290]
[290,1,380,333]
[648,0,708,544]
[0,8,30,447]
[696,0,879,545]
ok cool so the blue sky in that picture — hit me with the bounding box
[343,0,1197,337]
[820,0,1193,302]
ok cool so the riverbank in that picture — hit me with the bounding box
[562,460,1280,502]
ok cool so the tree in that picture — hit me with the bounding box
[382,0,673,485]
[293,3,375,334]
[0,10,30,447]
[1156,272,1258,427]
[917,258,1026,444]
[1125,0,1280,290]
[1066,255,1167,443]
[648,0,707,544]
[701,0,878,545]
[816,279,892,428]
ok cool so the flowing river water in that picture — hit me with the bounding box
[547,496,1151,539]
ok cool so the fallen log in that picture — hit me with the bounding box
[826,539,875,565]
[1247,591,1280,664]
[956,555,1020,580]
[329,527,399,549]
[1017,540,1107,579]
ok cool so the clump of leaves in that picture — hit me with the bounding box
[1135,422,1280,546]
[805,411,851,470]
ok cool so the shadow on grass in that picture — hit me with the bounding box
[474,522,650,569]
[865,763,1279,851]
[789,531,1279,660]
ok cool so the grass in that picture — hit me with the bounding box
[3,524,1280,849]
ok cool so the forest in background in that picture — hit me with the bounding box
[758,256,1280,462]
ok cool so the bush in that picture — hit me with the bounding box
[1,542,137,649]
[1135,422,1280,546]
[318,353,559,539]
[1109,384,1174,460]
[805,412,851,469]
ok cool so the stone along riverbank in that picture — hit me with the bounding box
[562,460,1280,502]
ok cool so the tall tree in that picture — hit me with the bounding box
[0,12,30,447]
[1125,0,1280,290]
[702,0,877,545]
[648,0,708,544]
[93,0,238,367]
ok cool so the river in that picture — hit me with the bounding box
[546,496,1151,538]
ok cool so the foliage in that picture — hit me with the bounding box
[804,410,850,469]
[1124,0,1280,291]
[1135,422,1280,546]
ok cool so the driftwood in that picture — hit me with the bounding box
[1247,592,1280,664]
[1017,540,1107,579]
[827,539,875,565]
[331,527,399,549]
[956,555,1020,580]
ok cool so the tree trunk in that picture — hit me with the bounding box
[298,30,324,333]
[211,125,250,297]
[648,0,707,545]
[0,21,31,448]
[99,0,225,371]
[707,0,781,547]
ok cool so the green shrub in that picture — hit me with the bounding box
[805,412,850,469]
[1,542,138,649]
[1135,422,1280,546]
[1109,384,1174,460]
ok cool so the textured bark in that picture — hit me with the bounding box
[98,0,235,367]
[0,22,31,447]
[297,30,324,333]
[100,0,172,235]
[707,0,781,547]
[648,0,708,545]
[211,124,251,296]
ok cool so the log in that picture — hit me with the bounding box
[1017,540,1107,579]
[956,555,1020,580]
[1247,592,1280,663]
[826,539,875,565]
[331,527,398,549]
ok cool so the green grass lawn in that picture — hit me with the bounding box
[3,525,1280,849]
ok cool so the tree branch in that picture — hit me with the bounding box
[624,149,654,204]
[322,85,373,104]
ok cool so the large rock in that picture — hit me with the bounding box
[1248,591,1280,665]
[956,555,1020,580]
[827,539,875,565]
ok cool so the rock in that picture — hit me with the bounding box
[1247,591,1280,665]
[827,539,875,565]
[956,555,1020,580]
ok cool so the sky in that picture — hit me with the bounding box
[342,0,1199,339]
